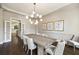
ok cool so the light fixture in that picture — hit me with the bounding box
[26,3,43,25]
[40,19,43,21]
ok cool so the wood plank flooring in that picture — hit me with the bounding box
[0,33,25,55]
[0,33,79,55]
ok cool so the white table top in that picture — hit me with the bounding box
[25,34,57,48]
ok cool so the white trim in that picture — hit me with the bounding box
[0,40,11,44]
[2,5,28,16]
[3,40,11,43]
[10,17,22,38]
[4,20,11,44]
[0,41,3,44]
[4,17,22,44]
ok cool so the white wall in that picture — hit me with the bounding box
[23,19,36,34]
[4,10,35,38]
[38,4,79,39]
[0,8,4,44]
[1,9,35,43]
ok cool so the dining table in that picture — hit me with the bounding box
[25,34,57,55]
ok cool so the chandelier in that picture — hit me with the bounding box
[26,3,43,25]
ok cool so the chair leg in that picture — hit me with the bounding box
[25,48,26,51]
[23,45,25,48]
[27,49,29,55]
[23,45,26,52]
[74,45,75,53]
[31,49,32,55]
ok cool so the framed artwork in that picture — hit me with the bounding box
[54,20,64,31]
[47,22,54,31]
[42,23,47,30]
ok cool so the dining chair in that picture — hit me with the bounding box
[68,40,79,52]
[23,35,28,51]
[45,45,56,55]
[67,35,79,52]
[45,41,65,55]
[26,38,36,55]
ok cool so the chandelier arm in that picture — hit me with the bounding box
[33,3,36,12]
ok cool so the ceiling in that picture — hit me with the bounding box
[1,3,70,16]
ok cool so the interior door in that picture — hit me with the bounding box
[4,21,11,43]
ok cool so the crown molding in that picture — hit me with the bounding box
[1,5,28,16]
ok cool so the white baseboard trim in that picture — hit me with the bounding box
[0,41,3,44]
[4,40,11,43]
[0,40,11,44]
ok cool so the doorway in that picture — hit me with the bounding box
[4,20,11,42]
[11,20,21,36]
[11,19,21,44]
[4,19,21,43]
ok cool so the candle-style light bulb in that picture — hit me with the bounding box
[26,16,29,19]
[40,19,43,21]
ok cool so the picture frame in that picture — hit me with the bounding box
[42,23,47,30]
[54,20,64,31]
[47,22,54,31]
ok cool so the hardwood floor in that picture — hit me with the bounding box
[64,45,79,55]
[0,33,37,55]
[0,33,24,55]
[0,33,79,55]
